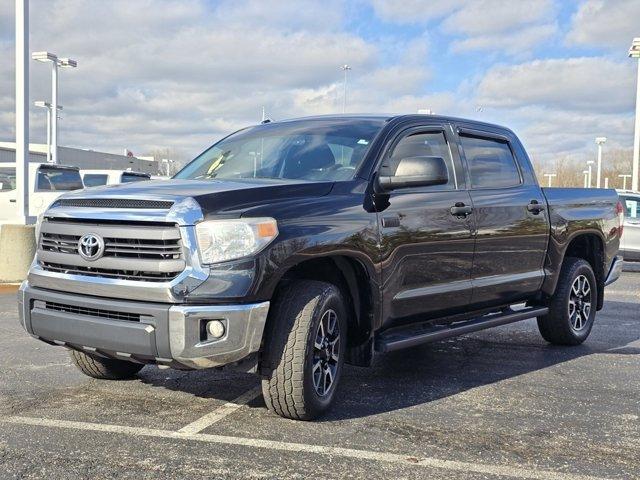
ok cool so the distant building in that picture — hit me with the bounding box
[0,142,158,175]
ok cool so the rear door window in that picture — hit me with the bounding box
[461,135,521,189]
[83,174,109,187]
[36,167,84,191]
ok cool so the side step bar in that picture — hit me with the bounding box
[375,306,549,353]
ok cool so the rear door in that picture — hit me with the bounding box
[378,122,476,326]
[456,125,549,307]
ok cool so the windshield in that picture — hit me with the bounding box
[175,119,385,182]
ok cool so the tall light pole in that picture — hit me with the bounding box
[34,101,62,164]
[341,64,351,113]
[543,173,557,187]
[619,174,632,190]
[595,136,607,188]
[31,52,77,165]
[15,0,29,223]
[630,38,640,191]
[586,160,595,188]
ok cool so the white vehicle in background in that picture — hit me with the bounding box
[0,163,84,223]
[81,169,151,188]
[617,190,640,261]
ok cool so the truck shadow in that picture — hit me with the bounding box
[138,299,639,421]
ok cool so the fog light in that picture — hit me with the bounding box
[207,320,226,338]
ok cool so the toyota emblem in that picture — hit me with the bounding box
[78,233,105,261]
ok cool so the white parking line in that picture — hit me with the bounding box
[178,386,262,434]
[2,415,614,480]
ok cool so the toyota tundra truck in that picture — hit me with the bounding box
[18,115,624,420]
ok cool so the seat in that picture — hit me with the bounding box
[282,142,335,179]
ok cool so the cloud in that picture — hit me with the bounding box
[441,0,555,36]
[566,0,640,50]
[0,0,386,157]
[369,0,463,24]
[476,57,636,113]
[369,0,557,56]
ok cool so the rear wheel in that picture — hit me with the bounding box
[261,280,347,420]
[70,350,144,380]
[537,257,597,345]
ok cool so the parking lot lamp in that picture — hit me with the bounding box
[619,173,632,190]
[34,101,62,163]
[341,64,351,113]
[595,137,607,188]
[543,173,557,187]
[586,160,595,188]
[630,38,640,191]
[15,0,29,223]
[31,52,77,164]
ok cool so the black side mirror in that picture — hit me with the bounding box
[376,156,449,191]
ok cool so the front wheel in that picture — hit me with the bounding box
[261,280,347,420]
[70,350,144,380]
[537,257,597,345]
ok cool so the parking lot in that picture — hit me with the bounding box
[0,274,638,479]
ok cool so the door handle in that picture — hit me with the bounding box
[450,203,473,217]
[527,200,545,214]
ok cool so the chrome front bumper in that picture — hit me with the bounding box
[18,282,269,369]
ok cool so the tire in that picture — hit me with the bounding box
[261,280,347,421]
[70,350,144,380]
[537,257,597,346]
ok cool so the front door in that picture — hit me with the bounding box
[378,124,475,327]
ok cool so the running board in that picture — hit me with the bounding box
[375,306,549,353]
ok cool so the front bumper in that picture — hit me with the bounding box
[18,282,269,369]
[604,255,624,286]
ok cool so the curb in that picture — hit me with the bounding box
[623,261,640,273]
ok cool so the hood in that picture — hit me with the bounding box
[58,178,335,216]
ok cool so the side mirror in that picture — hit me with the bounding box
[376,156,449,191]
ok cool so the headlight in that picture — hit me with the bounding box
[195,218,278,264]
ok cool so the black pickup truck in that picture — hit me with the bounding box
[18,114,624,420]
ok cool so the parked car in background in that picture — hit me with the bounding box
[81,169,151,187]
[617,189,640,261]
[19,115,623,420]
[0,163,83,223]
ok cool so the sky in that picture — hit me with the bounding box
[0,0,639,167]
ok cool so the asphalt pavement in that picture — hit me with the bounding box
[0,274,639,479]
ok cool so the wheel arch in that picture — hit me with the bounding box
[267,255,378,366]
[544,231,606,310]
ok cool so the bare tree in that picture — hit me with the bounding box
[532,149,633,189]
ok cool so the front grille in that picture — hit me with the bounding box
[37,220,186,282]
[52,198,174,209]
[41,233,182,260]
[44,301,141,322]
[40,262,180,282]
